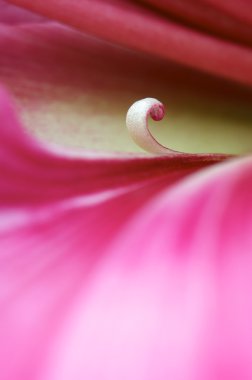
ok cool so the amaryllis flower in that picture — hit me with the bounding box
[1,1,252,379]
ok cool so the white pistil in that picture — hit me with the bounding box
[126,98,182,155]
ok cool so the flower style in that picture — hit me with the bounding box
[1,1,252,379]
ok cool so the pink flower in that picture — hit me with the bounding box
[1,1,252,379]
[8,0,252,85]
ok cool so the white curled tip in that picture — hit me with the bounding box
[126,98,182,155]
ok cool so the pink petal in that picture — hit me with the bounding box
[0,87,229,380]
[0,182,177,380]
[0,0,46,24]
[0,22,251,154]
[202,0,252,26]
[8,0,252,86]
[0,4,251,379]
[0,86,226,209]
[1,122,251,379]
[38,156,252,380]
[141,0,252,46]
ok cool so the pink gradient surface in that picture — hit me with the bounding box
[0,1,252,379]
[9,0,252,86]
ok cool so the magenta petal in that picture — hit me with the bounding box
[8,0,252,86]
[38,156,252,380]
[0,182,176,380]
[0,87,226,208]
[0,19,251,155]
[202,0,252,26]
[0,0,46,24]
[0,87,251,379]
[141,0,252,47]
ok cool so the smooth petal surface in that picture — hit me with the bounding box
[9,0,252,86]
[40,156,252,380]
[0,19,251,154]
[0,184,177,380]
[0,86,227,380]
[0,87,225,210]
[202,0,252,26]
[140,0,252,47]
[0,2,252,380]
[0,90,251,379]
[0,0,46,24]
